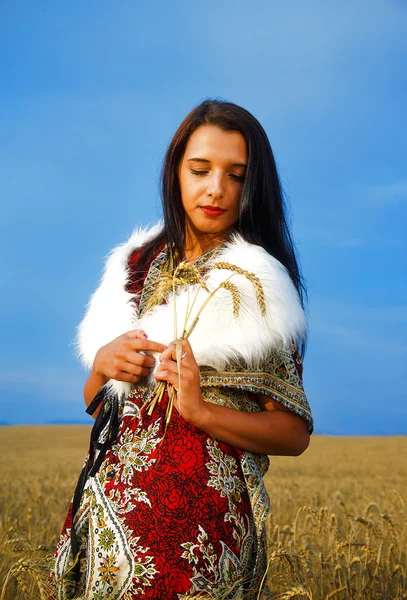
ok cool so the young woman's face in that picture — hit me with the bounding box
[178,124,247,240]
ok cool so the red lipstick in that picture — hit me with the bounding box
[200,206,226,217]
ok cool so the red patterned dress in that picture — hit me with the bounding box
[50,243,313,600]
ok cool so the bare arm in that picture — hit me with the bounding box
[84,369,109,418]
[190,395,310,456]
[155,339,310,456]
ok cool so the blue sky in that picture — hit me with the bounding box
[1,1,406,433]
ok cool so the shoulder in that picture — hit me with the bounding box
[75,221,163,370]
[92,221,164,295]
[104,221,164,279]
[125,225,166,294]
[216,233,294,286]
[207,233,307,348]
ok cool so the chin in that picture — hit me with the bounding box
[200,226,230,236]
[196,219,236,233]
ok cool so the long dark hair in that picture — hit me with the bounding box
[139,99,308,354]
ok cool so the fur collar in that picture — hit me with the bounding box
[76,223,306,398]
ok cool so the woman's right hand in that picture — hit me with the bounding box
[93,329,166,385]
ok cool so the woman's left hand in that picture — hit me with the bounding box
[154,338,207,426]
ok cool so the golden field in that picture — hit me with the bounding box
[0,427,406,599]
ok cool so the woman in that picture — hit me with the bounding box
[51,99,313,600]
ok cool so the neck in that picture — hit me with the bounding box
[183,223,234,263]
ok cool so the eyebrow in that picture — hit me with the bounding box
[187,157,247,169]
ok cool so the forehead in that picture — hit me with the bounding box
[184,124,247,162]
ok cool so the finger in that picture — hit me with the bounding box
[167,339,193,363]
[124,351,156,369]
[159,346,187,366]
[128,338,167,354]
[154,367,182,387]
[125,329,148,339]
[115,349,155,369]
[156,359,180,375]
[155,355,190,383]
[112,370,144,384]
[182,338,193,352]
[121,361,151,378]
[159,344,176,362]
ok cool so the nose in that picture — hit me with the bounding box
[207,171,224,199]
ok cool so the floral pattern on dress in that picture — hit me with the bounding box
[51,242,311,600]
[178,438,258,599]
[205,438,246,514]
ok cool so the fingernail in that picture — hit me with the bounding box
[143,333,148,338]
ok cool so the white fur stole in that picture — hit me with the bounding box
[76,223,306,398]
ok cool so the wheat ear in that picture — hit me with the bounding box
[218,281,241,317]
[210,261,267,316]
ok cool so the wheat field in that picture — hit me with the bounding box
[0,426,406,599]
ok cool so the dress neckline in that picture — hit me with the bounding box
[137,242,225,318]
[160,241,225,270]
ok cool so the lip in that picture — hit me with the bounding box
[200,206,227,216]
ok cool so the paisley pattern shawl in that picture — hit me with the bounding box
[51,231,313,600]
[128,243,311,587]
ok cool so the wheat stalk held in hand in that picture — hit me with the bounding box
[142,259,267,424]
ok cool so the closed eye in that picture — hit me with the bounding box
[191,169,244,182]
[190,169,208,176]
